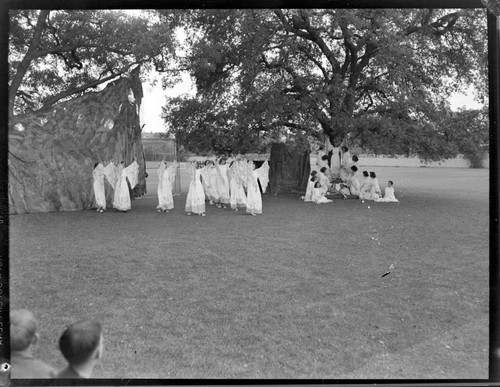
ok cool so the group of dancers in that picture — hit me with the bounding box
[92,159,140,212]
[303,146,399,204]
[92,157,270,216]
[182,157,269,216]
[92,148,396,213]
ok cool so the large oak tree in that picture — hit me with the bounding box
[163,8,488,163]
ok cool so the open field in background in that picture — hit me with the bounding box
[9,167,489,378]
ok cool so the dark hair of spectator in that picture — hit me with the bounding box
[351,165,358,172]
[389,180,394,185]
[59,320,102,366]
[370,172,376,178]
[321,155,329,161]
[310,170,317,176]
[363,171,369,177]
[341,146,348,152]
[320,167,327,173]
[352,155,359,162]
[314,181,321,188]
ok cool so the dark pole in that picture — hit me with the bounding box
[489,9,500,382]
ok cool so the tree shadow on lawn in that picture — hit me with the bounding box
[9,167,489,379]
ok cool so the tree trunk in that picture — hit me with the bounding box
[8,10,49,117]
[269,142,311,195]
[329,146,341,179]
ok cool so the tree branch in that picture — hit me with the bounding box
[274,9,341,72]
[41,66,134,108]
[9,10,50,117]
[405,10,466,36]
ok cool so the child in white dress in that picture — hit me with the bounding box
[349,165,361,196]
[113,160,139,212]
[368,171,382,200]
[214,158,230,208]
[228,160,247,211]
[185,162,206,216]
[245,161,262,216]
[312,182,333,204]
[375,181,399,202]
[157,160,177,212]
[302,171,317,202]
[318,167,331,195]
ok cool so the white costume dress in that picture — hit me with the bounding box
[93,163,106,210]
[157,161,177,211]
[255,160,270,194]
[215,163,230,204]
[113,161,139,211]
[349,173,361,196]
[339,151,352,182]
[318,172,330,195]
[368,177,382,200]
[375,186,399,202]
[245,162,262,215]
[359,178,373,200]
[312,187,332,204]
[228,162,247,209]
[304,178,315,202]
[185,164,206,214]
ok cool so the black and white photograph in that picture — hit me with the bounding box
[2,1,499,382]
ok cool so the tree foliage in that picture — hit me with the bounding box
[163,8,488,161]
[9,10,178,116]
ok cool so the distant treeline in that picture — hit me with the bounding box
[142,138,176,162]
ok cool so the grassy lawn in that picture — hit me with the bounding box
[9,166,489,379]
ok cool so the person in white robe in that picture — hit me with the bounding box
[302,171,317,202]
[92,163,106,212]
[156,160,177,212]
[228,160,247,211]
[112,160,139,211]
[200,160,212,202]
[349,166,362,197]
[368,172,382,200]
[360,171,382,200]
[359,171,374,200]
[312,182,333,203]
[203,161,221,205]
[214,158,230,208]
[339,146,353,182]
[245,161,262,216]
[317,146,326,162]
[317,155,330,177]
[375,181,399,202]
[318,167,331,195]
[359,171,370,192]
[185,162,206,216]
[255,160,270,194]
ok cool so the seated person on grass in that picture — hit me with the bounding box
[302,172,317,202]
[359,171,370,197]
[318,167,331,195]
[57,320,104,379]
[360,171,382,200]
[375,180,399,202]
[10,309,57,378]
[348,165,361,197]
[312,181,333,204]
